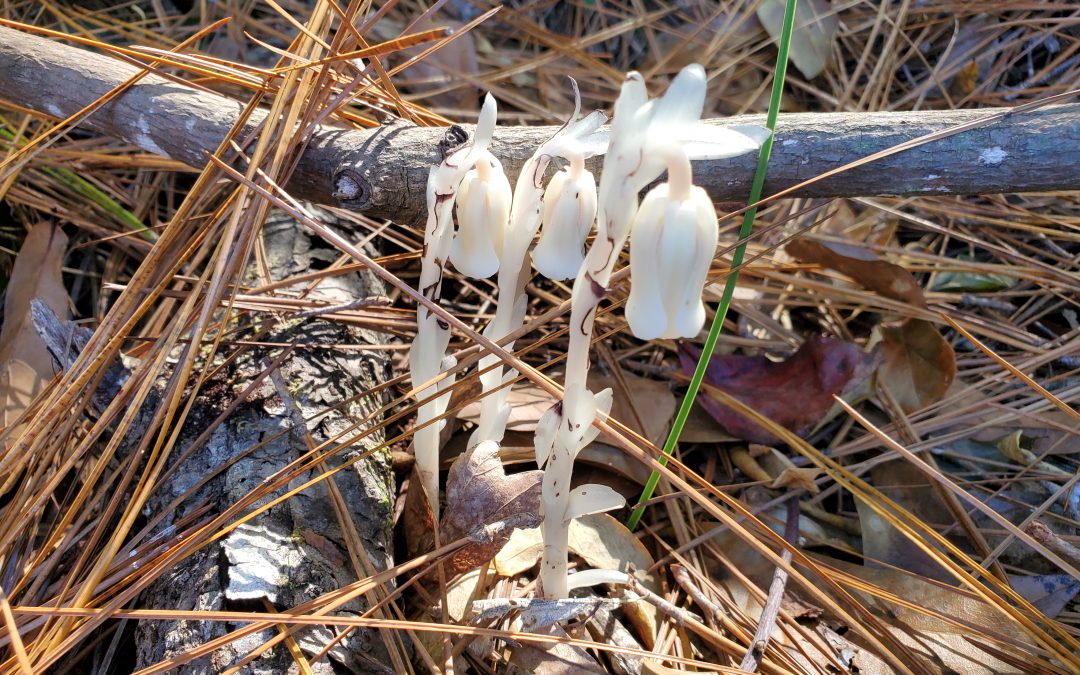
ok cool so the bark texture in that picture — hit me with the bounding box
[132,211,396,673]
[3,24,1080,225]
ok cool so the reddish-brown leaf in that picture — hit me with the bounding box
[683,336,878,445]
[786,237,926,307]
[440,441,542,573]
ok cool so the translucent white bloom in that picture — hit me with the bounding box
[601,66,770,198]
[625,183,719,341]
[450,152,511,278]
[532,163,597,280]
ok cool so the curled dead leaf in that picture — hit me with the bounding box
[0,222,69,448]
[786,237,926,307]
[440,440,542,574]
[874,318,956,413]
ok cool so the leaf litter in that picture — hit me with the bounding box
[2,2,1080,674]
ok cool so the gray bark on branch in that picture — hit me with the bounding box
[2,24,1080,224]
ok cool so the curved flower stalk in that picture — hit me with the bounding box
[469,88,607,447]
[410,94,501,519]
[537,65,769,599]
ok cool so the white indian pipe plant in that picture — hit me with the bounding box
[414,68,766,598]
[536,65,769,599]
[468,85,607,448]
[411,94,504,519]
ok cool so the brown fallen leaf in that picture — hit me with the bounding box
[440,440,542,574]
[679,401,738,443]
[875,318,956,413]
[588,372,677,447]
[457,383,554,433]
[855,459,954,582]
[458,371,676,445]
[400,464,437,560]
[683,336,879,445]
[508,622,606,675]
[832,559,1037,674]
[786,237,926,307]
[0,222,69,447]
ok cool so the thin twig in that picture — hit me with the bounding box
[739,496,799,672]
[671,564,723,625]
[623,567,701,627]
[1025,521,1080,577]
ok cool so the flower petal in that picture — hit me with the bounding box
[534,168,597,280]
[450,155,511,278]
[473,92,498,149]
[651,64,706,128]
[579,387,612,448]
[626,186,672,341]
[680,123,769,160]
[534,401,561,469]
[563,484,625,522]
[565,568,630,591]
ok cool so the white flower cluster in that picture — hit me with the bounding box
[414,66,767,597]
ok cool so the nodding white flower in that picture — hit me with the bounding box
[532,158,597,281]
[450,151,512,278]
[625,182,719,341]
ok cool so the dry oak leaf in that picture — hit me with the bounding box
[458,383,554,432]
[682,336,879,445]
[786,237,926,307]
[440,440,542,574]
[875,318,956,413]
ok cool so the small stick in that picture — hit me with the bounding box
[623,567,789,675]
[739,496,798,672]
[622,565,701,628]
[1025,520,1080,576]
[671,564,723,625]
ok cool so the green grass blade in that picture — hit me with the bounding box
[0,124,156,242]
[627,0,799,530]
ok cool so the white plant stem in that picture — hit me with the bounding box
[410,171,459,521]
[469,150,549,446]
[471,103,608,446]
[538,181,635,598]
[411,96,499,519]
[537,68,723,599]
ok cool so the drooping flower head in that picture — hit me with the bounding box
[614,65,769,340]
[450,151,512,278]
[411,92,505,518]
[467,81,609,450]
[625,184,718,340]
[532,156,597,281]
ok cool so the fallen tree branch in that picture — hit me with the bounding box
[2,24,1080,224]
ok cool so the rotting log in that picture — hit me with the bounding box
[3,24,1080,224]
[35,212,397,673]
[138,213,396,673]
